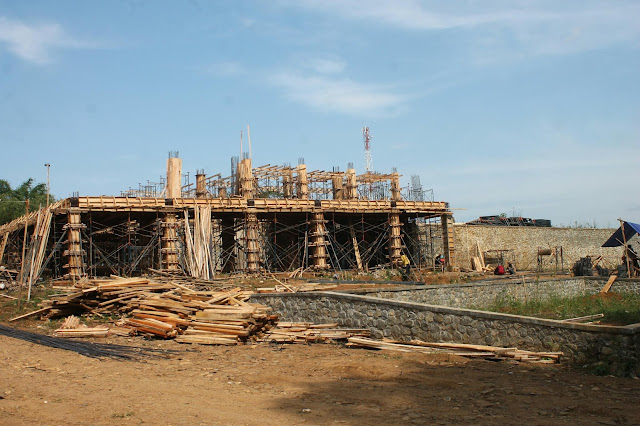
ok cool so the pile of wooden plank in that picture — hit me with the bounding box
[347,337,563,364]
[13,277,278,345]
[261,322,371,343]
[54,315,110,338]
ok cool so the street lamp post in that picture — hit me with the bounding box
[44,163,50,206]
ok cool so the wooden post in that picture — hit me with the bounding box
[388,212,402,267]
[309,212,328,269]
[350,222,363,271]
[441,214,456,271]
[64,208,86,279]
[245,211,260,273]
[296,164,308,199]
[161,213,179,271]
[18,199,29,297]
[619,219,632,277]
[166,156,182,199]
[390,172,401,201]
[346,167,357,199]
[0,232,8,266]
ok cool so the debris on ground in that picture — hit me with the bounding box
[347,337,563,364]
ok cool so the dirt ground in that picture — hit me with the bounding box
[1,332,640,425]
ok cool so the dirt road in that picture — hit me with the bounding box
[1,333,639,425]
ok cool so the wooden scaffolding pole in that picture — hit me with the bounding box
[0,232,9,266]
[350,222,363,271]
[619,219,632,278]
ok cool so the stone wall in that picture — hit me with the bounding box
[346,277,640,309]
[422,223,624,271]
[252,291,640,376]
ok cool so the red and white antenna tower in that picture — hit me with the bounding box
[363,126,372,172]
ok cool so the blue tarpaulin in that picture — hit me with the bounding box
[602,221,640,247]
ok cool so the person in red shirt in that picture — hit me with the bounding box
[494,264,505,275]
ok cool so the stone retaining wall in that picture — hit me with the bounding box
[251,291,640,376]
[346,277,640,309]
[438,224,626,271]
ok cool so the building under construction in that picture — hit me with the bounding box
[0,154,454,282]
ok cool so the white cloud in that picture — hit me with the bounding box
[286,1,640,59]
[0,16,95,64]
[290,0,556,31]
[268,71,405,116]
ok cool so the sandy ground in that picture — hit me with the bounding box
[1,333,639,425]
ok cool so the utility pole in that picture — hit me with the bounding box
[44,163,50,206]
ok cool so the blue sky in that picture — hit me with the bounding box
[0,0,638,228]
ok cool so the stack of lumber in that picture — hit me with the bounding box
[347,337,563,364]
[261,322,371,343]
[14,277,278,345]
[146,269,236,290]
[54,315,110,338]
[38,277,178,317]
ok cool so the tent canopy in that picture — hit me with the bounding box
[602,221,640,247]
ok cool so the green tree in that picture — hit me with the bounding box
[0,178,53,225]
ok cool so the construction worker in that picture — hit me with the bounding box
[400,253,411,281]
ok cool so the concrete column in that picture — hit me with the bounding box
[166,156,182,198]
[238,158,254,199]
[283,169,294,198]
[391,172,401,201]
[388,212,402,267]
[309,212,328,269]
[244,211,260,273]
[441,214,456,271]
[64,209,86,279]
[346,168,357,199]
[161,213,179,271]
[331,175,344,200]
[296,164,308,199]
[196,172,207,198]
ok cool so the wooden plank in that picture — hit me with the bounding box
[350,225,363,271]
[175,335,237,345]
[55,327,109,337]
[601,275,617,293]
[562,313,604,323]
[8,307,51,322]
[0,293,18,300]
